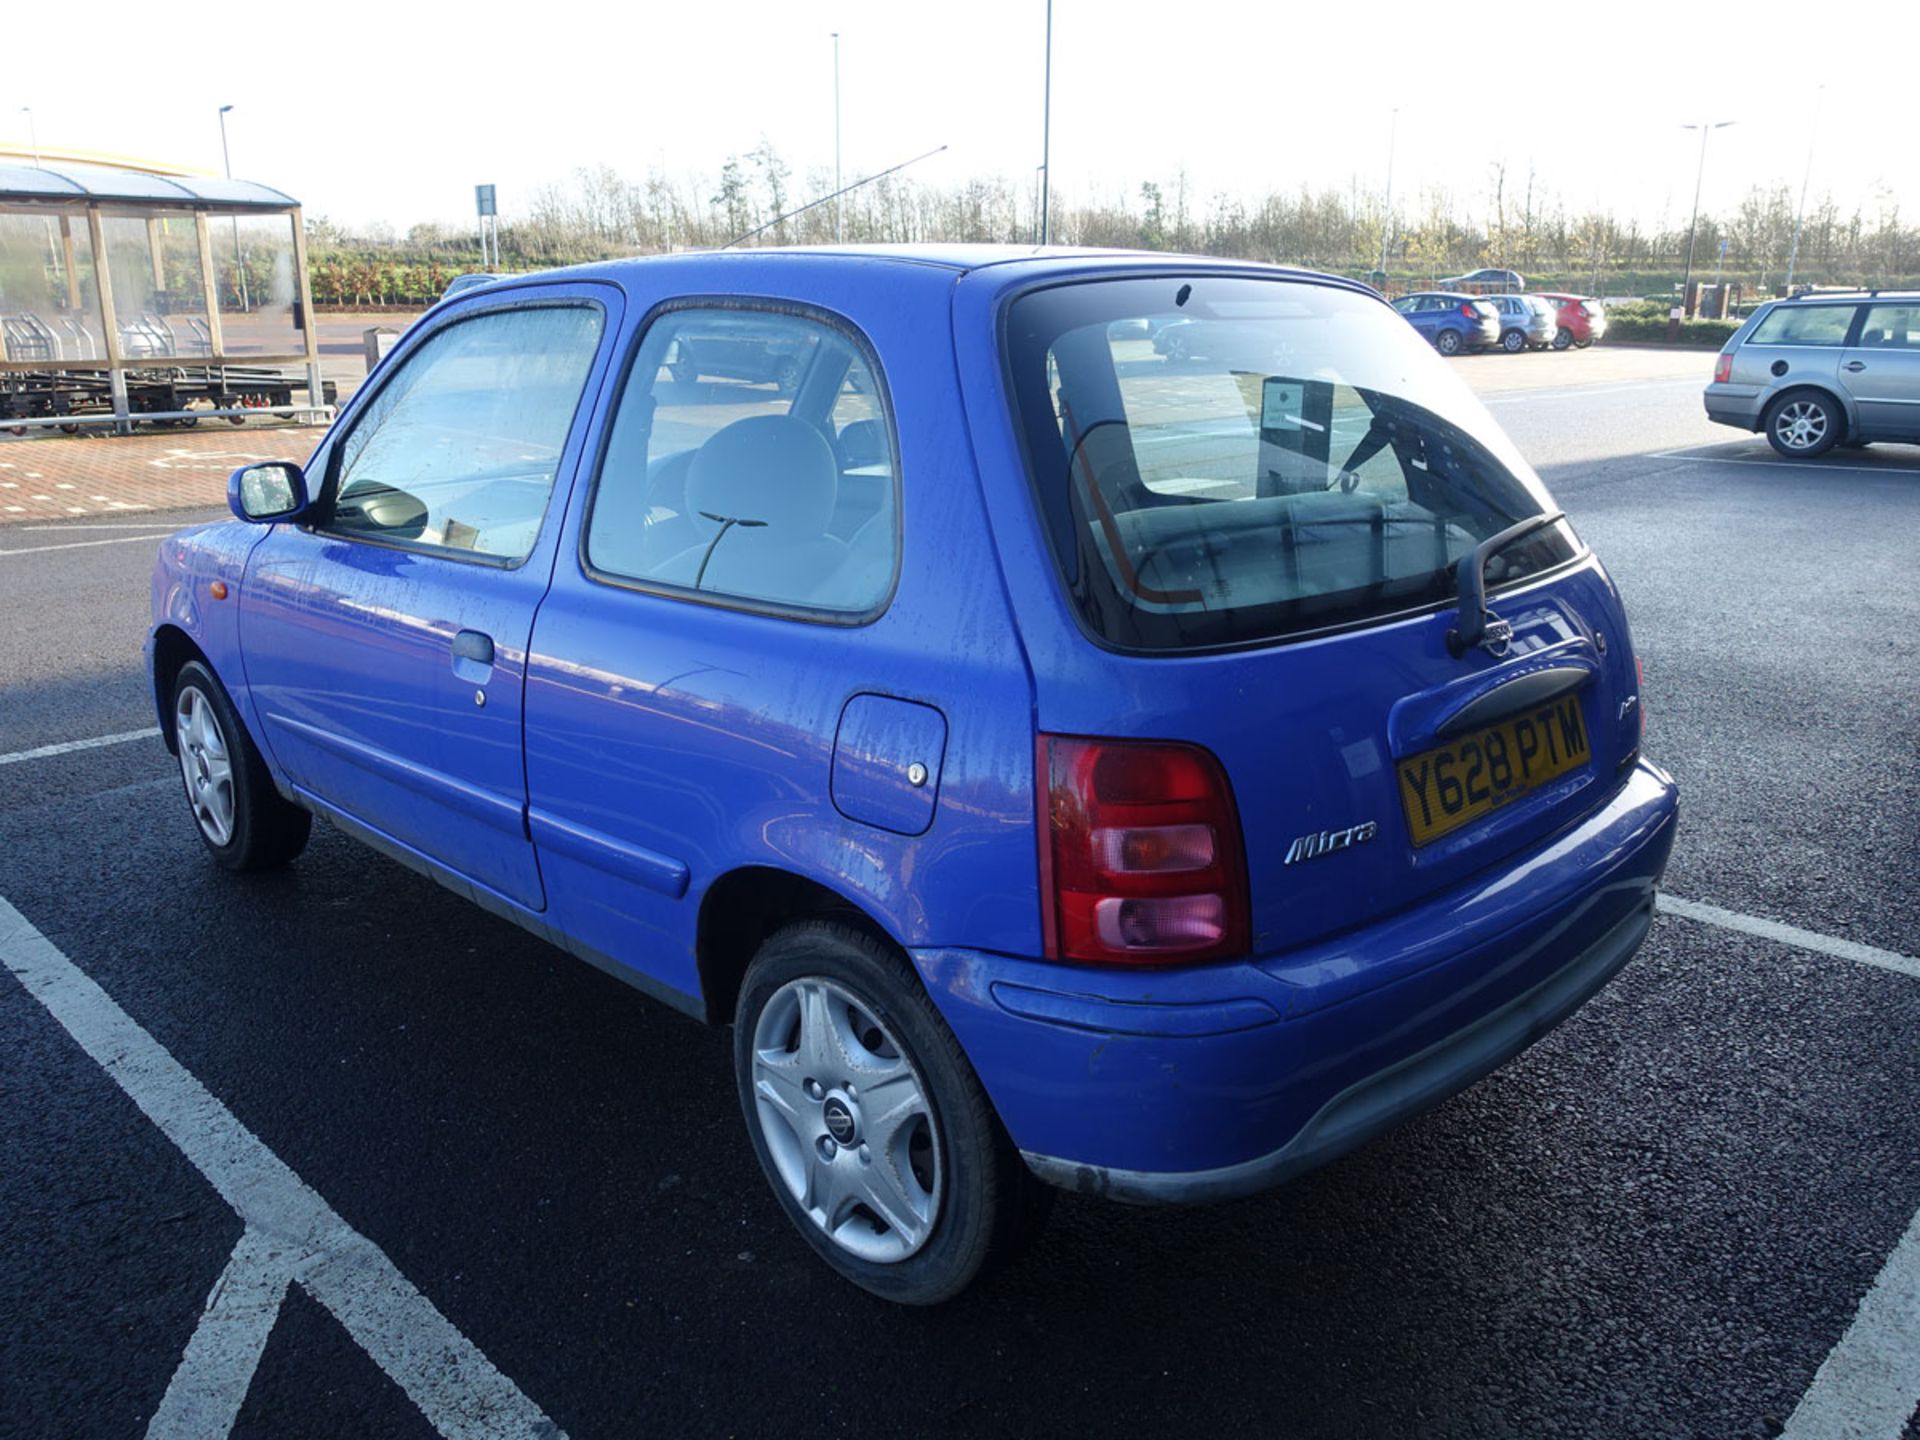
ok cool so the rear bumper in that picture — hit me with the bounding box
[1704,383,1765,430]
[913,760,1678,1205]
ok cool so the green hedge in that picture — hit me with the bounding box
[1601,303,1740,348]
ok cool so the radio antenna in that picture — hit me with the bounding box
[722,144,948,248]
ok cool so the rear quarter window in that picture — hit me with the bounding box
[1748,305,1858,347]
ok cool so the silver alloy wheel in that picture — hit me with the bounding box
[1774,398,1829,451]
[174,685,235,846]
[1436,330,1461,356]
[1503,329,1525,352]
[750,976,942,1264]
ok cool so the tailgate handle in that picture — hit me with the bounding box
[1435,665,1588,740]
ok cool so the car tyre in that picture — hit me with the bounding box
[1501,329,1526,354]
[1434,329,1463,357]
[1764,390,1842,458]
[734,919,1050,1305]
[171,660,312,872]
[1574,338,1594,349]
[1552,327,1574,351]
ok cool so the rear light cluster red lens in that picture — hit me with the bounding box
[1713,352,1733,384]
[1636,655,1647,736]
[1460,302,1478,318]
[1039,735,1250,966]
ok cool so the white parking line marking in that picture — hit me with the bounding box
[1660,895,1920,1435]
[1780,1203,1920,1440]
[0,897,567,1440]
[0,728,161,767]
[1659,895,1920,982]
[0,533,172,557]
[1648,445,1918,475]
[148,1228,290,1439]
[1482,378,1704,405]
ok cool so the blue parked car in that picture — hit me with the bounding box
[149,246,1677,1303]
[1392,290,1503,355]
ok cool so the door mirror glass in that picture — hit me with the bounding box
[229,462,309,523]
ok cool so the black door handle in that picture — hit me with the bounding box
[452,629,494,665]
[1844,361,1867,372]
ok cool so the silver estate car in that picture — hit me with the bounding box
[1705,292,1920,457]
[1487,294,1558,353]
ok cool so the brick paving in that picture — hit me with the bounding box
[0,425,324,523]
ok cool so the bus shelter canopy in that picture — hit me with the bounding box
[0,162,296,212]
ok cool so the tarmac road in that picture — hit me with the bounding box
[1,354,1916,1440]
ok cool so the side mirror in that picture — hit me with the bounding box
[228,461,309,524]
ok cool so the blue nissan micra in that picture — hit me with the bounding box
[149,246,1678,1303]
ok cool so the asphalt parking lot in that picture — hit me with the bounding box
[1,348,1916,1439]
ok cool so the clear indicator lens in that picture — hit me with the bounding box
[1094,824,1216,874]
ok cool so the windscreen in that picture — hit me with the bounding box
[1003,276,1578,651]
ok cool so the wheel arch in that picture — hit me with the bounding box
[696,864,908,1025]
[150,624,208,755]
[1765,381,1858,438]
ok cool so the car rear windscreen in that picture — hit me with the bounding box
[1002,276,1578,651]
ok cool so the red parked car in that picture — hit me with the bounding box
[1537,293,1607,350]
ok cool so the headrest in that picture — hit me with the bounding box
[687,415,837,535]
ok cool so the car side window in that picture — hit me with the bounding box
[1859,305,1920,349]
[585,307,898,616]
[325,304,605,561]
[1748,305,1857,348]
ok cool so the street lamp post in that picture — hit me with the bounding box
[1784,87,1823,294]
[218,105,250,311]
[1039,0,1052,246]
[1379,106,1399,277]
[1679,119,1734,318]
[832,32,843,244]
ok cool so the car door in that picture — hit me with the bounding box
[1403,295,1438,341]
[1839,302,1920,439]
[239,285,621,910]
[521,300,916,1000]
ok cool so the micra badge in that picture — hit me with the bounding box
[1284,820,1379,865]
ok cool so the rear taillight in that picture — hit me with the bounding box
[1460,302,1478,318]
[1713,352,1733,384]
[1636,655,1647,736]
[1039,735,1250,966]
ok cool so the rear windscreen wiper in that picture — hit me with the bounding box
[1446,510,1566,657]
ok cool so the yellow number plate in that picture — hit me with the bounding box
[1397,692,1591,846]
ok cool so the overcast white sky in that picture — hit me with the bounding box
[6,0,1916,235]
